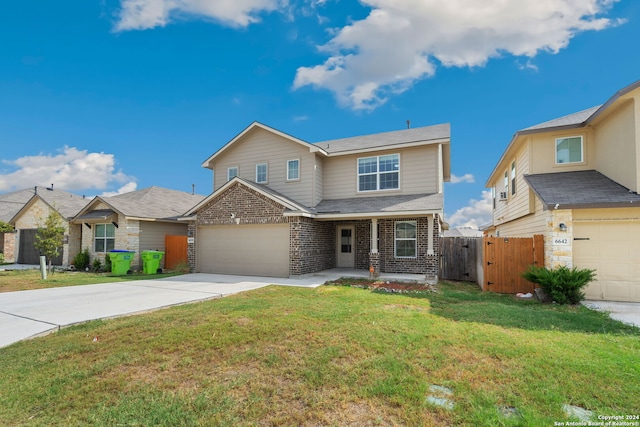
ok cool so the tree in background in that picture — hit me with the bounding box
[0,220,14,233]
[34,212,66,275]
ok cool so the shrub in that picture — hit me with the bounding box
[92,258,102,273]
[0,251,4,264]
[522,265,596,305]
[104,253,112,272]
[73,249,91,271]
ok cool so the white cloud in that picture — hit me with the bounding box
[100,182,139,197]
[0,146,135,193]
[447,190,492,229]
[294,0,622,110]
[114,0,281,31]
[450,173,474,184]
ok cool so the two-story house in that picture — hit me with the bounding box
[485,80,640,302]
[184,121,451,278]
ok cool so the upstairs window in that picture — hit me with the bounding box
[556,136,583,164]
[256,163,268,183]
[358,154,399,192]
[94,223,115,252]
[227,167,238,181]
[287,159,299,181]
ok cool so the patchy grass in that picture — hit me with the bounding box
[0,281,638,426]
[0,269,182,293]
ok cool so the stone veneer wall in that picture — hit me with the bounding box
[546,209,574,269]
[377,215,440,275]
[1,232,16,263]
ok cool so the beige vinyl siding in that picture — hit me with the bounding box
[322,145,439,200]
[491,143,533,225]
[139,221,188,251]
[314,155,324,206]
[593,100,638,193]
[492,197,550,237]
[529,129,595,174]
[211,127,317,206]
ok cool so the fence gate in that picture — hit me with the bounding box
[439,237,481,282]
[164,235,188,270]
[483,235,544,294]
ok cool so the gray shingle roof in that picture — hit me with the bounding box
[523,170,640,210]
[314,123,450,154]
[0,187,88,222]
[314,193,443,215]
[103,187,205,220]
[522,106,601,132]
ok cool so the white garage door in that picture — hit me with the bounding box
[573,221,640,302]
[197,224,290,277]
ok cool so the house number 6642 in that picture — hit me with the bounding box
[553,238,569,245]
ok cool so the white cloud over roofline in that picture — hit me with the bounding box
[447,190,492,229]
[0,146,135,194]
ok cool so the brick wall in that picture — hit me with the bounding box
[290,218,335,276]
[377,215,440,275]
[196,183,289,226]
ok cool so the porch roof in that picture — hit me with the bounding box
[310,193,443,219]
[524,170,640,210]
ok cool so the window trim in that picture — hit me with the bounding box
[287,159,300,181]
[94,223,115,253]
[227,166,239,181]
[555,135,584,165]
[256,163,268,184]
[510,161,516,196]
[357,153,400,192]
[394,220,417,258]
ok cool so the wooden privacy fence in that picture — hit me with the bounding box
[164,235,188,270]
[439,237,482,283]
[483,235,544,294]
[439,235,544,294]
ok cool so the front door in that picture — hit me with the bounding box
[336,225,355,268]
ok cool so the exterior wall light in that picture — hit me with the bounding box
[559,223,567,232]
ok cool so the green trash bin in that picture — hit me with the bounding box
[109,250,135,276]
[141,250,164,274]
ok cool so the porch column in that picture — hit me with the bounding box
[427,215,434,256]
[369,218,380,277]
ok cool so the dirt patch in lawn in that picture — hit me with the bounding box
[325,278,437,294]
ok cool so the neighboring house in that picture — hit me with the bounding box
[442,227,484,238]
[485,80,640,302]
[0,186,88,265]
[72,187,204,270]
[184,121,450,278]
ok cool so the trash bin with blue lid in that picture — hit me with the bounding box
[141,250,164,274]
[109,250,135,276]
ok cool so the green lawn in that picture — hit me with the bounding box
[0,280,638,426]
[0,269,182,293]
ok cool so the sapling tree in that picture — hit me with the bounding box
[34,211,66,275]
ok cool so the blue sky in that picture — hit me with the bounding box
[1,0,639,227]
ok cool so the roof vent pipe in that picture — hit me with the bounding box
[406,120,411,129]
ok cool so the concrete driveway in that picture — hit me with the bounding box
[0,272,342,349]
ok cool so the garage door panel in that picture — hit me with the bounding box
[197,224,289,277]
[574,221,640,302]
